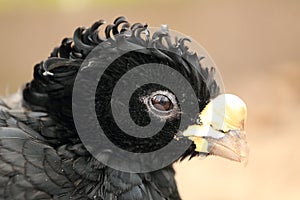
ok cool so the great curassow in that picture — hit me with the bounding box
[0,16,248,200]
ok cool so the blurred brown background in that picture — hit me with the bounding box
[0,0,299,199]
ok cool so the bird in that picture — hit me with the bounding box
[0,16,248,200]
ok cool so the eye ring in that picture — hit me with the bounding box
[143,90,180,119]
[150,94,174,112]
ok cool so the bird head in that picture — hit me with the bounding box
[91,46,249,165]
[23,17,249,170]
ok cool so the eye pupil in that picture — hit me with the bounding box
[151,95,173,111]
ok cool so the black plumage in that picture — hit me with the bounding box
[0,17,221,200]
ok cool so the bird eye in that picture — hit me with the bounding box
[151,94,173,112]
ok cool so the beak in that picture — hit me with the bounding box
[182,94,249,165]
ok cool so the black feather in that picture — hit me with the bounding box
[0,16,220,200]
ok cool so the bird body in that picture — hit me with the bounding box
[0,93,181,199]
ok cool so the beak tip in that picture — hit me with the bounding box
[241,157,248,167]
[240,145,250,167]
